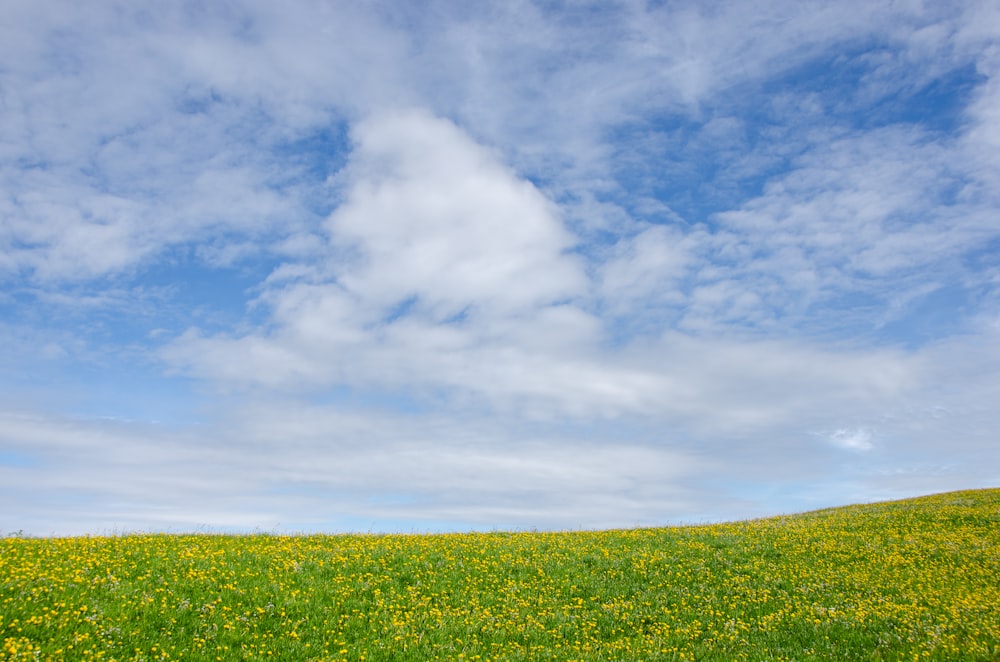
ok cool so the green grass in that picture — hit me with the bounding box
[3,489,999,660]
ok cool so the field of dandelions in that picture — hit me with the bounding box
[2,489,998,661]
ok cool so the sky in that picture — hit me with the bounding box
[2,0,999,536]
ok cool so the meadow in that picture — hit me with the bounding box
[2,489,998,661]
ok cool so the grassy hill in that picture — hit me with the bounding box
[2,489,998,660]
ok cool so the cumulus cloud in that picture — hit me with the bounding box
[329,109,586,316]
[163,109,608,412]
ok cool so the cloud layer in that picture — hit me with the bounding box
[2,0,999,535]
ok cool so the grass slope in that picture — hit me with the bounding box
[2,489,999,661]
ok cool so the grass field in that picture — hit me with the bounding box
[2,489,998,661]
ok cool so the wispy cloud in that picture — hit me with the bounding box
[829,428,875,452]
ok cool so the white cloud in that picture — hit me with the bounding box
[690,123,998,336]
[0,404,704,534]
[3,0,1000,535]
[598,224,700,317]
[0,0,394,283]
[158,104,929,422]
[828,428,875,452]
[163,110,607,409]
[329,109,586,316]
[8,325,1000,534]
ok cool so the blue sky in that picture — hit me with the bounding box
[2,0,999,535]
